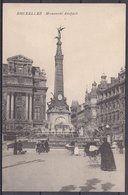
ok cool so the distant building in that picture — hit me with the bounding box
[70,100,79,129]
[77,104,85,129]
[71,82,98,130]
[71,102,85,136]
[2,55,48,134]
[84,81,98,137]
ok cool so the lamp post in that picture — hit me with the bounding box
[106,124,110,129]
[105,124,112,144]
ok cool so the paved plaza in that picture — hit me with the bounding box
[2,148,125,192]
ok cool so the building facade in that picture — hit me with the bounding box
[71,102,85,136]
[97,68,125,141]
[84,82,98,138]
[71,68,125,142]
[2,55,47,134]
[70,100,79,129]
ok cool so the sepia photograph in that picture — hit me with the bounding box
[2,3,126,192]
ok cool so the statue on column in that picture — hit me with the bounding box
[55,26,65,41]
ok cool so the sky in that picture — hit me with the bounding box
[3,4,126,106]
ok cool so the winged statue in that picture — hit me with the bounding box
[55,26,65,40]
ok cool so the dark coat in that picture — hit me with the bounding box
[98,141,116,171]
[17,141,23,152]
[44,141,49,149]
[13,142,18,155]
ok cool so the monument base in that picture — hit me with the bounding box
[47,106,73,134]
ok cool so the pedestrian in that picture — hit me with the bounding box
[17,140,23,154]
[41,140,45,151]
[36,141,42,154]
[74,141,79,156]
[44,140,49,152]
[70,141,75,155]
[36,141,41,153]
[98,137,116,171]
[118,141,123,154]
[84,142,90,156]
[13,140,17,155]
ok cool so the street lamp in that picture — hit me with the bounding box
[105,124,112,144]
[106,124,110,129]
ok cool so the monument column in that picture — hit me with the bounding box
[54,27,64,100]
[47,27,71,133]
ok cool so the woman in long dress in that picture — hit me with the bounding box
[74,142,79,156]
[98,137,116,171]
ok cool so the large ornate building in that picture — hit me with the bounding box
[71,68,125,142]
[97,68,125,141]
[2,55,47,134]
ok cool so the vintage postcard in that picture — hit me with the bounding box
[2,3,125,192]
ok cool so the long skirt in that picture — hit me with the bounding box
[101,152,116,171]
[74,146,79,156]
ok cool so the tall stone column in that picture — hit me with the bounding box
[29,95,32,120]
[26,94,29,120]
[11,93,14,119]
[6,94,10,119]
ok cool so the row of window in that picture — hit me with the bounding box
[97,99,125,114]
[3,64,32,75]
[7,106,42,121]
[98,85,125,100]
[98,111,120,124]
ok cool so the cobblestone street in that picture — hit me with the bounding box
[2,148,125,192]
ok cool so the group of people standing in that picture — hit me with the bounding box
[13,139,50,155]
[13,140,23,155]
[36,140,50,154]
[72,137,121,172]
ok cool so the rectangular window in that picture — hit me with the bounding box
[117,111,119,121]
[113,114,115,122]
[109,115,111,122]
[34,108,40,120]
